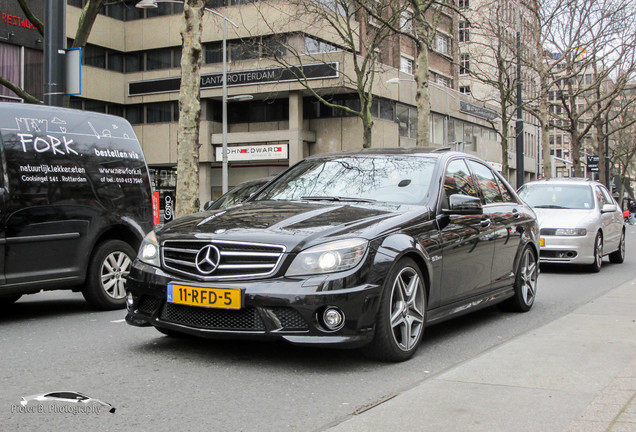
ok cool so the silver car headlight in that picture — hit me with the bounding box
[555,228,587,236]
[138,231,161,267]
[286,238,368,276]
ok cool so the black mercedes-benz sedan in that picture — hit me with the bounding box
[126,148,539,361]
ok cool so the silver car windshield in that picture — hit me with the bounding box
[518,184,595,210]
[254,155,437,205]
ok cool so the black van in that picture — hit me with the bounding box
[0,103,154,309]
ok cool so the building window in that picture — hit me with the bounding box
[400,56,413,75]
[436,75,451,87]
[458,0,469,8]
[460,53,470,74]
[459,21,470,42]
[434,34,450,56]
[459,86,471,94]
[305,37,339,54]
[396,103,418,139]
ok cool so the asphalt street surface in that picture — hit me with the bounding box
[2,228,636,432]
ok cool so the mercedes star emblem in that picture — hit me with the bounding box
[195,244,221,275]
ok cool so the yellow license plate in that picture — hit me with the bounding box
[540,238,545,247]
[167,284,242,309]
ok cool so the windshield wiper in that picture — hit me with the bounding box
[301,196,376,203]
[533,205,567,209]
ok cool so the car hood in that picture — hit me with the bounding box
[158,200,425,251]
[532,207,597,229]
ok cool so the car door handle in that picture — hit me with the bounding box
[480,218,491,228]
[512,208,521,219]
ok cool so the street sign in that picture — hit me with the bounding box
[587,155,599,172]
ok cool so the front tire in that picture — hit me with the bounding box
[588,232,603,273]
[609,230,625,264]
[82,240,136,310]
[363,258,426,362]
[501,246,538,312]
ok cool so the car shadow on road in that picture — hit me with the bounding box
[0,292,94,323]
[127,304,511,370]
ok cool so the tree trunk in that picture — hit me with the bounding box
[72,0,103,48]
[415,39,430,147]
[175,1,204,218]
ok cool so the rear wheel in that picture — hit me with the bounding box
[363,258,426,362]
[501,246,537,312]
[82,240,136,310]
[609,230,625,264]
[588,232,603,273]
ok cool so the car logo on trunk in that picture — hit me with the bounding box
[195,245,221,274]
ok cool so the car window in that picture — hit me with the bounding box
[495,175,515,203]
[443,159,479,206]
[597,185,615,206]
[467,160,503,204]
[517,183,594,209]
[256,155,437,204]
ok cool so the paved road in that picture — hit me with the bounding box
[2,228,636,431]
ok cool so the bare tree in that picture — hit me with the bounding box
[611,82,636,200]
[175,0,204,217]
[541,0,636,179]
[246,0,400,148]
[456,0,526,179]
[357,0,457,147]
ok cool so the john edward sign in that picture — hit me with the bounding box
[128,63,339,96]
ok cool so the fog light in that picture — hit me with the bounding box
[323,307,345,331]
[126,292,134,311]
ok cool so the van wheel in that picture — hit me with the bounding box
[83,240,136,310]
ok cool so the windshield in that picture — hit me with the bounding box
[254,155,437,205]
[518,183,595,210]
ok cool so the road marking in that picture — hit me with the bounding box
[110,319,126,323]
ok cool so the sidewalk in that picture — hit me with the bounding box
[326,279,636,432]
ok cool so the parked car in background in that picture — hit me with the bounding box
[126,148,539,362]
[203,177,271,211]
[0,103,153,309]
[517,178,625,272]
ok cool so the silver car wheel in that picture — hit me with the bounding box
[389,267,425,352]
[101,251,132,299]
[593,234,603,270]
[519,248,538,306]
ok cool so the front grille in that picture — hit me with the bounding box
[160,303,266,331]
[162,239,285,280]
[269,307,308,330]
[540,250,577,259]
[137,295,161,314]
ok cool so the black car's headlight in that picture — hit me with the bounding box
[286,238,368,276]
[138,231,160,267]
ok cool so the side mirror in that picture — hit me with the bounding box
[443,194,483,215]
[601,203,617,214]
[203,200,215,211]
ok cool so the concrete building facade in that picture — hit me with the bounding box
[0,0,527,215]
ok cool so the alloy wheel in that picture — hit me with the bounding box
[519,248,538,306]
[101,251,132,299]
[389,267,425,352]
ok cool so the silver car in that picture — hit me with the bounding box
[517,178,625,272]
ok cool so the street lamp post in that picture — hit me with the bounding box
[136,0,238,197]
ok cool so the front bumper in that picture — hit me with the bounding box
[125,261,382,348]
[539,233,596,264]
